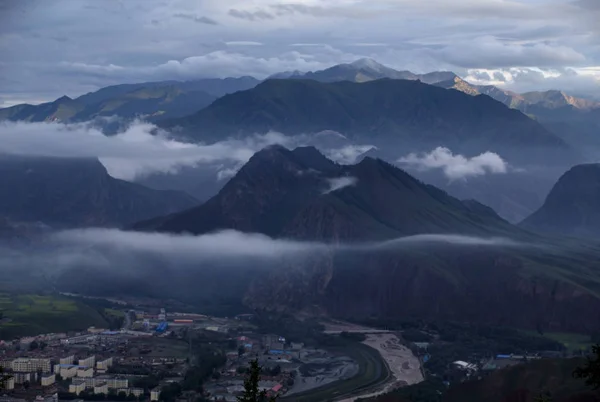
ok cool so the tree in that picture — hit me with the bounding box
[574,344,600,390]
[237,360,277,402]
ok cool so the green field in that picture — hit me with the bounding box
[542,332,593,353]
[0,293,109,340]
[282,341,390,402]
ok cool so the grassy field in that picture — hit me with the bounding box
[0,293,109,340]
[542,332,593,353]
[128,337,189,358]
[282,341,390,402]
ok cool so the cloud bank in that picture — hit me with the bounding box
[0,121,376,182]
[398,147,509,180]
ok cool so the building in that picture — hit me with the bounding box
[59,356,75,365]
[93,382,108,395]
[13,372,34,385]
[105,377,128,389]
[129,388,143,397]
[0,361,12,370]
[41,374,56,387]
[77,367,94,378]
[69,380,86,395]
[54,364,78,379]
[150,388,160,401]
[96,358,113,371]
[3,377,14,390]
[12,358,51,373]
[78,356,95,368]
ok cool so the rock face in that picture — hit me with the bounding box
[135,146,600,333]
[521,163,600,237]
[0,155,197,228]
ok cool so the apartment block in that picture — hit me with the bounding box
[95,357,113,371]
[12,358,51,373]
[59,356,75,365]
[150,388,160,401]
[41,374,56,387]
[69,380,86,395]
[77,367,94,378]
[93,382,108,395]
[78,356,95,368]
[54,364,78,379]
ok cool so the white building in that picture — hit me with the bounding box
[150,388,160,401]
[69,380,86,395]
[129,388,143,397]
[59,356,75,365]
[93,382,108,395]
[77,367,94,378]
[12,358,51,373]
[78,356,95,368]
[54,364,78,379]
[96,357,113,371]
[3,377,14,390]
[41,374,56,387]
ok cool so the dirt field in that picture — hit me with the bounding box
[337,333,424,401]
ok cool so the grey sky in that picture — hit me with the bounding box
[0,0,599,105]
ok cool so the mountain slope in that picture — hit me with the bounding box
[0,155,197,227]
[0,77,259,123]
[134,146,600,332]
[521,164,600,237]
[165,78,571,163]
[136,145,517,239]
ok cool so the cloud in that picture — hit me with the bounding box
[52,229,324,259]
[398,147,509,180]
[172,13,218,25]
[228,9,274,21]
[0,121,292,181]
[225,41,263,46]
[49,228,521,261]
[323,176,358,194]
[325,145,376,165]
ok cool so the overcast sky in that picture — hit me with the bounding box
[1,0,599,106]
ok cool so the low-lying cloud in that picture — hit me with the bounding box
[398,147,509,180]
[323,176,358,194]
[0,121,376,182]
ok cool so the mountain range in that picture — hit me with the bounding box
[165,78,572,164]
[0,77,258,124]
[0,155,197,228]
[135,145,600,333]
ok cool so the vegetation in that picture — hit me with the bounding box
[573,344,600,390]
[237,359,277,402]
[0,293,109,339]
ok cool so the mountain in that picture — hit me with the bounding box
[135,144,518,239]
[0,155,198,227]
[165,78,572,164]
[444,358,593,402]
[521,164,600,237]
[134,146,600,333]
[274,58,457,84]
[0,77,259,124]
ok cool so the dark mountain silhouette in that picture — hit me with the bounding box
[0,77,259,123]
[136,145,517,239]
[0,155,197,228]
[165,78,571,163]
[521,164,600,237]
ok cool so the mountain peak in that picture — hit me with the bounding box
[54,95,73,103]
[350,58,387,71]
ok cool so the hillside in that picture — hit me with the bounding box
[521,164,600,237]
[444,358,594,402]
[136,145,517,239]
[0,76,258,123]
[0,155,198,227]
[134,146,600,333]
[166,78,571,163]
